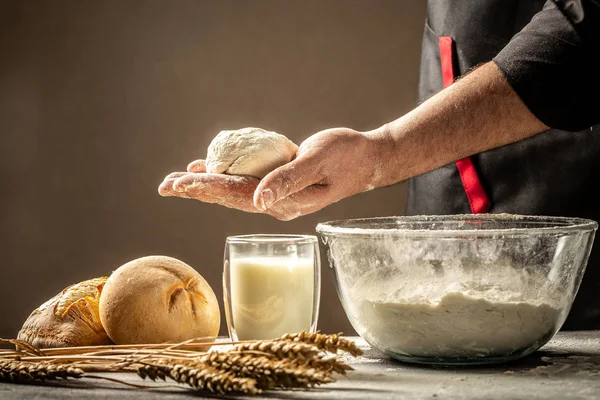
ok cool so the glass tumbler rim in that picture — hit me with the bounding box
[226,234,318,245]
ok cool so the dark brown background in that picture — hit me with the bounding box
[0,0,427,339]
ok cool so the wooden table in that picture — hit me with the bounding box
[1,331,599,399]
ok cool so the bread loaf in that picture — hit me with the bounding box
[17,277,112,348]
[99,255,220,345]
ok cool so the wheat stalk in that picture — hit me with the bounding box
[281,331,364,356]
[1,338,218,357]
[208,350,352,375]
[0,360,83,383]
[136,351,340,391]
[191,352,336,388]
[296,354,353,375]
[138,362,260,394]
[233,340,320,360]
[0,338,45,356]
[0,330,362,394]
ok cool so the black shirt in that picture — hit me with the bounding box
[493,0,600,131]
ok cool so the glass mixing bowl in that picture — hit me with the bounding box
[316,214,597,366]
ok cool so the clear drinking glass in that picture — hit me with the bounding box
[223,234,321,341]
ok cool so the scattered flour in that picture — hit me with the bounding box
[521,355,600,377]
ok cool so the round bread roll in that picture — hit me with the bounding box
[99,255,220,345]
[18,277,112,348]
[205,127,298,178]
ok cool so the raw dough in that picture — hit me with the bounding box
[17,277,112,348]
[99,255,220,346]
[205,127,298,178]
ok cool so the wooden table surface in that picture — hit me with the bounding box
[1,331,599,399]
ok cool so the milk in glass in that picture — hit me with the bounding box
[229,257,315,340]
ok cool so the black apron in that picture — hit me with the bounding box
[407,0,600,330]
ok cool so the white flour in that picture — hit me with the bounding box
[522,355,600,377]
[349,279,562,359]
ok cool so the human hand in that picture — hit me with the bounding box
[252,127,384,219]
[159,128,384,220]
[158,161,325,220]
[158,159,260,213]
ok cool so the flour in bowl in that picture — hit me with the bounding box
[350,279,562,359]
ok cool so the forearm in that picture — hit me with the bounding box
[367,62,548,189]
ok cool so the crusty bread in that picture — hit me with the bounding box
[99,255,220,345]
[17,277,112,348]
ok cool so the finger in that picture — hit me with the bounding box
[266,184,332,221]
[161,172,262,214]
[159,178,187,197]
[174,173,260,213]
[187,159,207,173]
[174,173,258,198]
[159,179,174,196]
[254,158,322,211]
[173,173,259,212]
[164,171,189,180]
[158,172,189,197]
[161,171,330,218]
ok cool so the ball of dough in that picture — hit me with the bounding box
[99,255,220,345]
[205,127,298,178]
[18,277,112,348]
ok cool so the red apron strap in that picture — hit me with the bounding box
[439,36,491,214]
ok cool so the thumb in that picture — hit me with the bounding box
[254,158,321,211]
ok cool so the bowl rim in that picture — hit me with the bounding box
[225,234,318,245]
[315,213,598,238]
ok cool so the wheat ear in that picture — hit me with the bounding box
[138,362,260,394]
[233,340,320,360]
[281,331,364,356]
[193,352,335,389]
[0,360,83,383]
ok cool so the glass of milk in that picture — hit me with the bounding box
[223,234,321,341]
